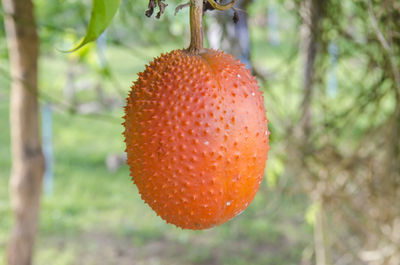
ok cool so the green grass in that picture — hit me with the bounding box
[0,44,312,265]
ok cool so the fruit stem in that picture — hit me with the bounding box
[187,0,203,54]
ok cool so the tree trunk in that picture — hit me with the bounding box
[299,0,328,264]
[299,0,324,145]
[314,200,328,265]
[2,0,45,264]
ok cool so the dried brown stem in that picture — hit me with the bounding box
[156,0,168,19]
[145,0,156,17]
[175,2,190,15]
[145,0,168,19]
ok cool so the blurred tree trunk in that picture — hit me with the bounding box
[299,0,323,144]
[2,0,45,264]
[299,0,328,265]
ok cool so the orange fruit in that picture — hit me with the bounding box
[123,49,269,229]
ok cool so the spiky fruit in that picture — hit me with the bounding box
[123,49,269,230]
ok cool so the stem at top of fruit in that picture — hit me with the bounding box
[187,0,204,54]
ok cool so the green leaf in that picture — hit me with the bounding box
[63,0,120,52]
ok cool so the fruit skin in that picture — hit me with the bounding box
[123,49,269,230]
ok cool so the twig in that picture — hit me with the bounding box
[145,0,168,19]
[367,0,400,98]
[145,0,157,17]
[175,2,190,15]
[156,0,168,19]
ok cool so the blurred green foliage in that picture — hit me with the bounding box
[0,31,310,265]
